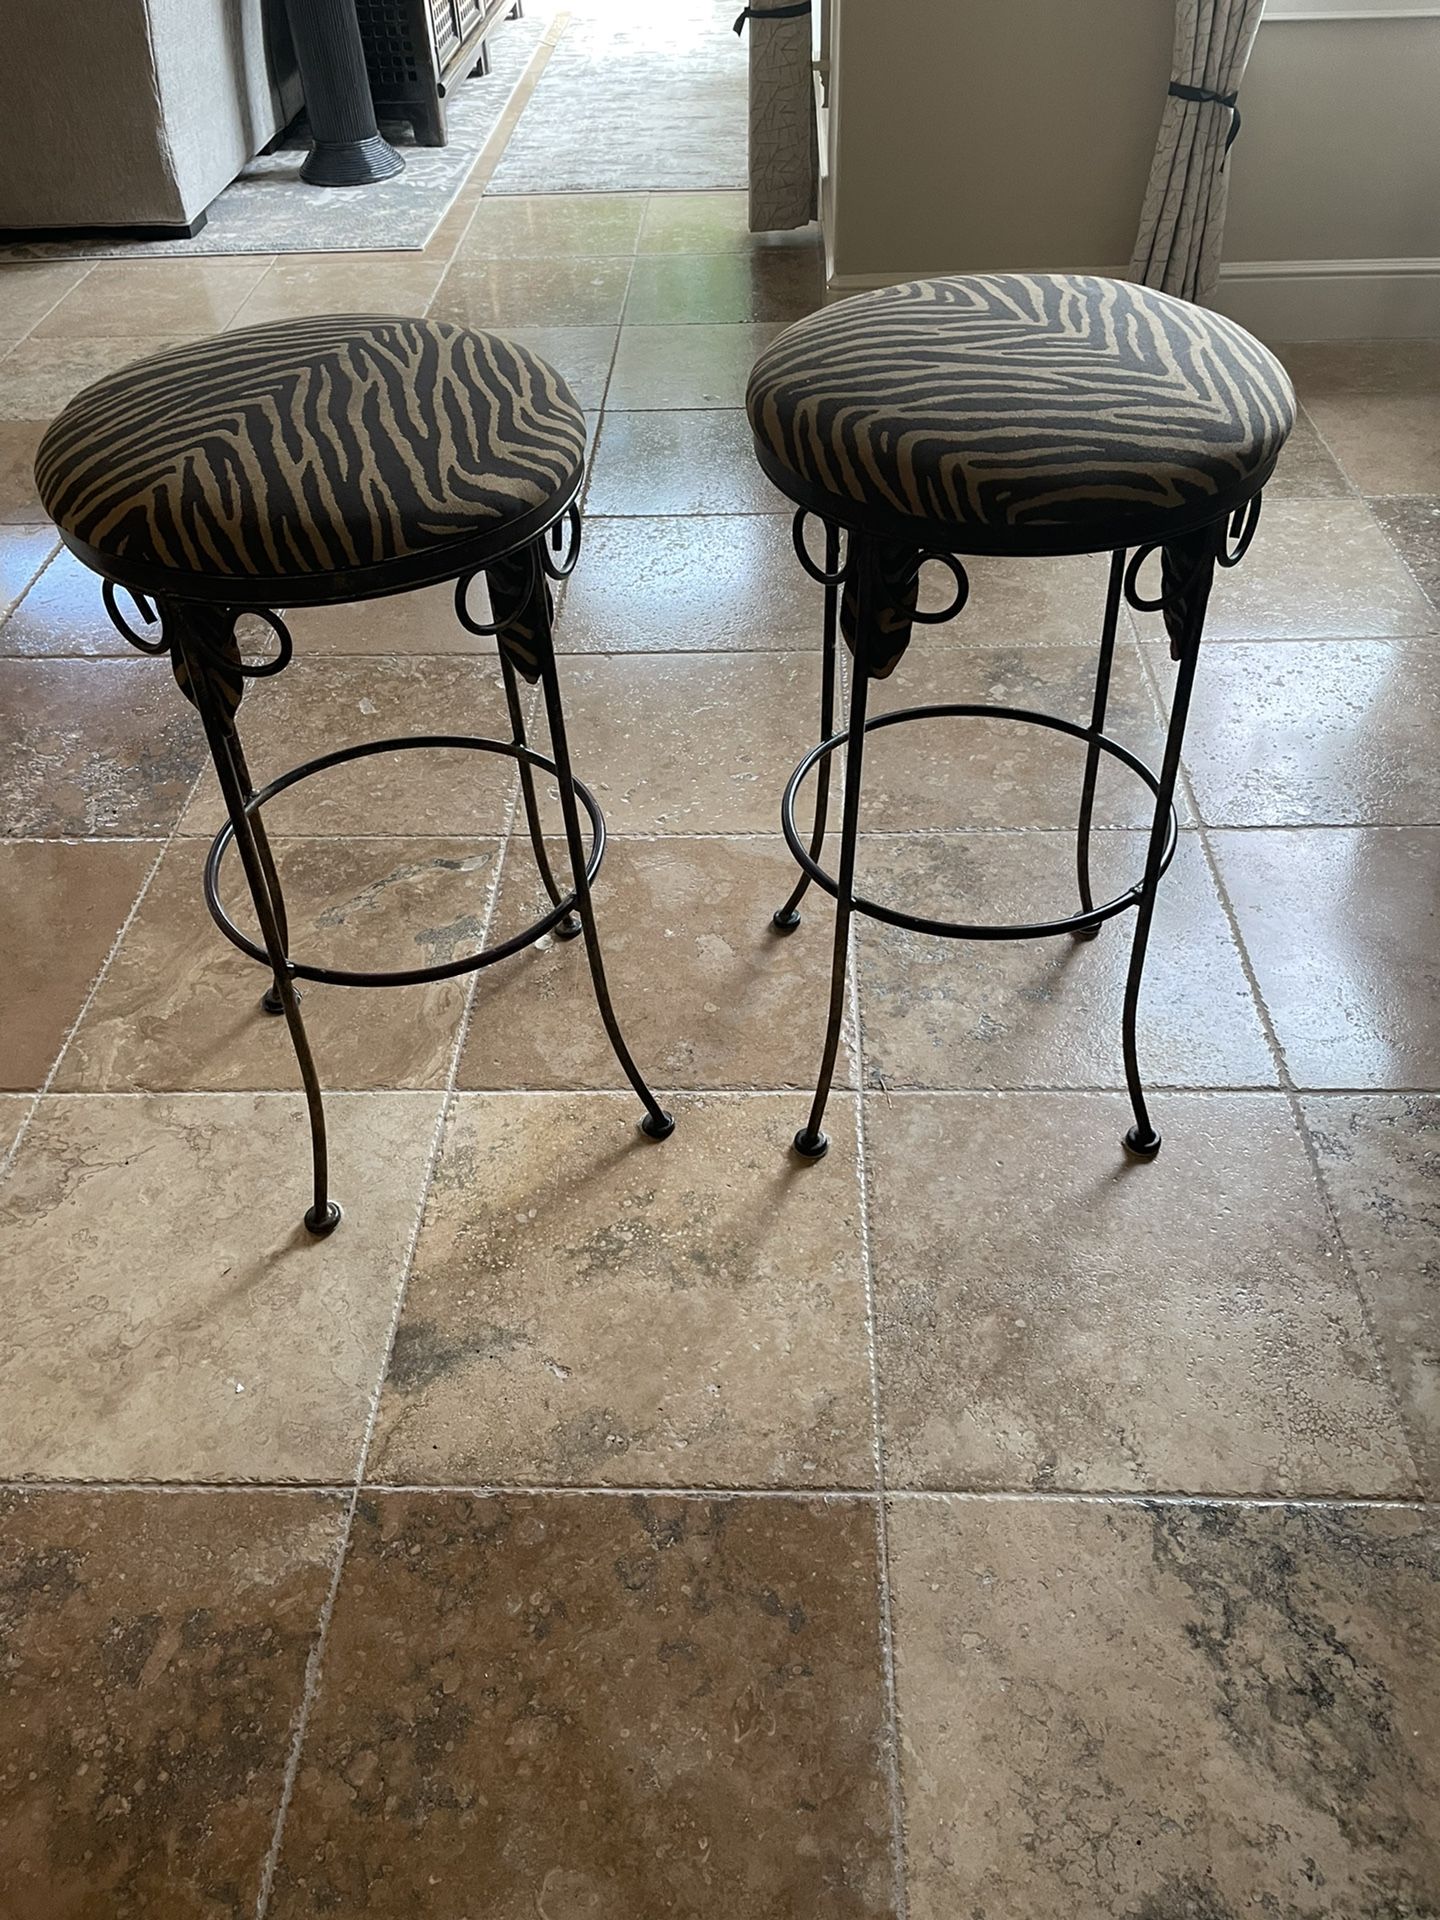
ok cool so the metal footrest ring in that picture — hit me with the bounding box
[204,733,603,987]
[780,702,1178,941]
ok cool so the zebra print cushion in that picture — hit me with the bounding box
[35,316,586,591]
[747,275,1295,554]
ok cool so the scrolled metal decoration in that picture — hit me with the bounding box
[1217,492,1262,569]
[233,606,295,679]
[791,509,851,587]
[911,550,971,626]
[102,578,168,654]
[539,503,583,581]
[454,544,539,637]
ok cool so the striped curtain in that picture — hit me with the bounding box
[1130,0,1266,306]
[737,1,817,233]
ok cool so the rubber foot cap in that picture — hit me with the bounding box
[556,913,583,941]
[793,1128,829,1160]
[261,984,293,1016]
[640,1110,676,1141]
[1123,1125,1162,1159]
[771,907,802,933]
[304,1201,343,1237]
[1071,925,1102,942]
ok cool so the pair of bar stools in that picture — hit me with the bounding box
[36,276,1294,1232]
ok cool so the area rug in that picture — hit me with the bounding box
[487,0,746,194]
[0,10,553,263]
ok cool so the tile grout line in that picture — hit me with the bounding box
[4,1477,1434,1509]
[252,742,528,1917]
[0,759,207,1190]
[1139,638,1428,1498]
[0,530,60,628]
[848,931,911,1919]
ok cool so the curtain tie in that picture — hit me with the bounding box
[1168,80,1243,152]
[734,1,811,34]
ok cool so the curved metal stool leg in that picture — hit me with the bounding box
[1074,549,1127,939]
[536,632,674,1143]
[774,521,841,932]
[794,664,870,1160]
[500,649,581,940]
[171,609,340,1235]
[226,732,296,1016]
[1120,562,1211,1161]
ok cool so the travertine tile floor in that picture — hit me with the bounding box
[2,15,1439,1917]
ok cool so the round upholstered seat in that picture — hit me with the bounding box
[35,315,587,603]
[747,274,1295,556]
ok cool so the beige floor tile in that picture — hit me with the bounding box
[0,657,206,836]
[530,649,825,834]
[857,830,1274,1091]
[1263,404,1352,499]
[34,258,273,337]
[0,420,48,522]
[556,512,824,651]
[624,249,824,325]
[1179,640,1440,825]
[454,190,646,258]
[862,641,1176,830]
[1304,1094,1440,1492]
[1283,340,1440,495]
[889,1497,1440,1918]
[1372,493,1440,611]
[431,253,631,329]
[0,336,200,420]
[0,1095,30,1159]
[1307,393,1440,495]
[461,835,853,1090]
[1215,827,1440,1088]
[0,1091,441,1480]
[0,263,90,339]
[0,542,142,655]
[284,576,497,656]
[0,524,56,619]
[584,408,788,514]
[608,321,783,408]
[0,839,156,1090]
[0,1488,345,1917]
[270,1492,895,1916]
[867,1091,1412,1495]
[178,654,517,838]
[56,836,501,1093]
[367,1093,874,1488]
[471,321,616,405]
[1130,498,1437,641]
[918,549,1122,647]
[638,192,817,254]
[225,253,446,329]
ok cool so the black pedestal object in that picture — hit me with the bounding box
[284,0,406,186]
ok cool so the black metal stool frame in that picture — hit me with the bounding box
[773,494,1264,1164]
[99,504,674,1238]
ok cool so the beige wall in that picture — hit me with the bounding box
[1227,18,1440,264]
[826,0,1440,284]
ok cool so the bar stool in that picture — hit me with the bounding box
[747,273,1294,1160]
[35,315,675,1234]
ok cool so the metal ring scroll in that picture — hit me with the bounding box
[102,579,167,654]
[453,544,541,638]
[791,509,851,586]
[1218,493,1262,569]
[540,504,583,581]
[911,552,971,626]
[234,607,294,679]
